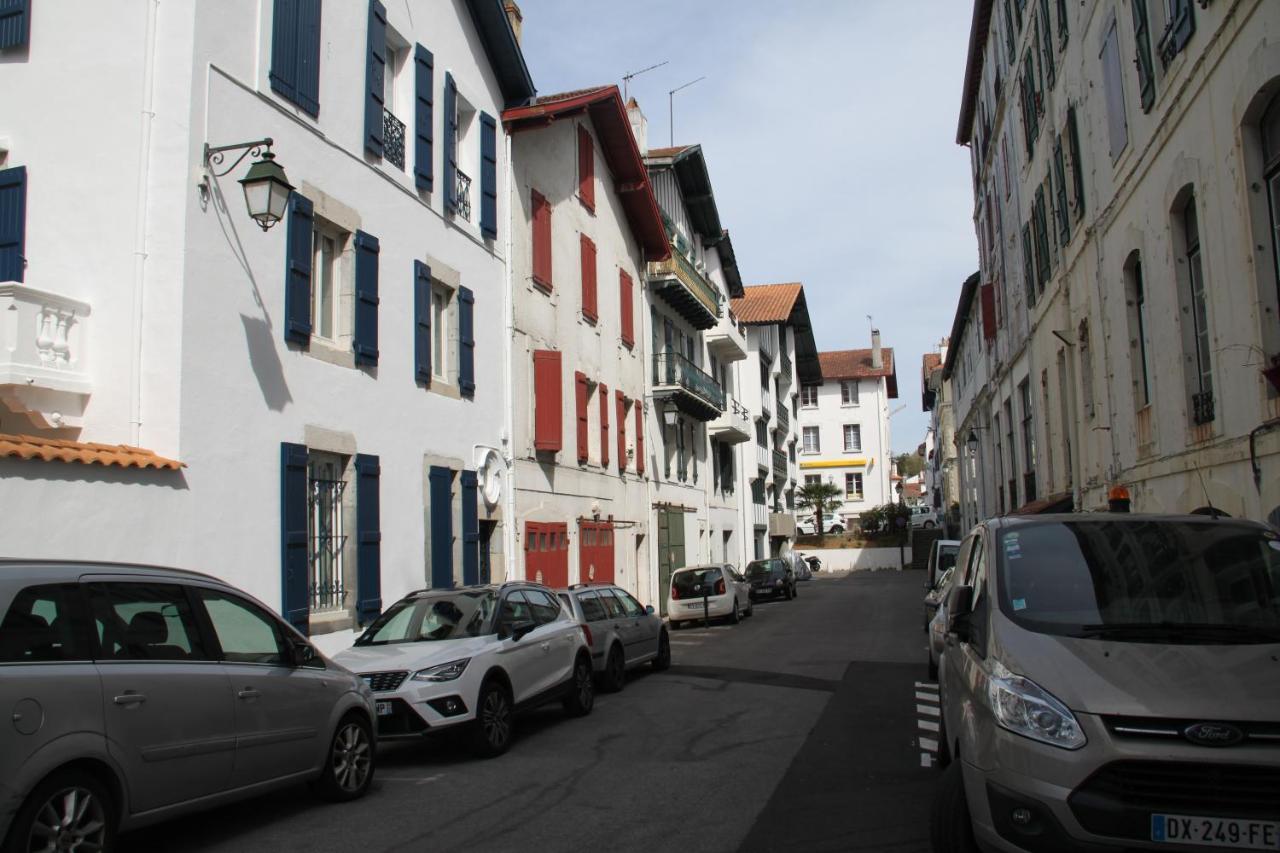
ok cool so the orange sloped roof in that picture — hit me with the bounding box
[0,433,184,470]
[729,283,804,325]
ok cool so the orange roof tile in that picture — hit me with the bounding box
[818,348,896,380]
[729,283,804,325]
[644,145,692,160]
[0,433,184,470]
[922,353,942,373]
[532,86,611,106]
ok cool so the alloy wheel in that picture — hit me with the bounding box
[331,721,373,793]
[27,785,107,853]
[576,659,593,709]
[481,687,512,749]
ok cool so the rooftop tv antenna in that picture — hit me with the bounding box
[668,76,706,147]
[622,60,668,102]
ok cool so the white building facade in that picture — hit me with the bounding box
[795,334,898,529]
[0,0,533,654]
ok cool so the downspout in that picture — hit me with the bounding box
[502,129,519,580]
[129,0,161,446]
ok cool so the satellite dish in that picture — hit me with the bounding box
[476,448,504,507]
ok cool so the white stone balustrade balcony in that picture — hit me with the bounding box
[0,283,92,430]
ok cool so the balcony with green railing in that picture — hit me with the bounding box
[647,219,722,331]
[652,351,725,422]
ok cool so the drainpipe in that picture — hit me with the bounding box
[129,0,161,446]
[502,129,518,579]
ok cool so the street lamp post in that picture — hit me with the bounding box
[895,480,905,571]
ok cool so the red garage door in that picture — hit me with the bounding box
[525,522,569,588]
[579,521,615,585]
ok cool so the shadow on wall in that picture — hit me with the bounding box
[240,314,293,411]
[0,458,190,490]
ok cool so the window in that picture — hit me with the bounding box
[1019,379,1036,477]
[842,424,862,452]
[378,25,410,170]
[578,125,595,212]
[580,235,597,322]
[431,284,450,380]
[198,591,287,665]
[0,585,88,663]
[1053,135,1070,244]
[620,271,634,348]
[845,472,864,500]
[531,189,551,290]
[1078,320,1096,419]
[1101,18,1129,161]
[1066,106,1085,217]
[88,583,207,661]
[1262,95,1280,359]
[1125,253,1152,409]
[311,222,345,343]
[1179,193,1214,423]
[1033,185,1050,289]
[840,380,859,406]
[805,474,821,487]
[1132,0,1155,112]
[308,451,352,613]
[496,591,534,635]
[533,350,563,452]
[576,591,607,622]
[802,426,820,454]
[800,385,819,408]
[524,589,562,624]
[270,0,322,117]
[1021,223,1036,305]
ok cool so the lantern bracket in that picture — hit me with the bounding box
[203,138,275,178]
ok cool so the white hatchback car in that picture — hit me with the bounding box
[666,564,752,628]
[334,582,594,758]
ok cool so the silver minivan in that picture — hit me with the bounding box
[933,515,1280,853]
[0,561,377,852]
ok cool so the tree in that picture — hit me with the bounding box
[796,480,843,536]
[894,452,924,478]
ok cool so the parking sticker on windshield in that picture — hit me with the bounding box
[1004,538,1022,560]
[1012,598,1027,611]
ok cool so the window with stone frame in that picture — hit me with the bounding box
[307,451,355,616]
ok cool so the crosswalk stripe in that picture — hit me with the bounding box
[914,681,938,689]
[919,737,938,752]
[918,719,939,732]
[917,704,940,717]
[920,753,934,768]
[915,691,938,702]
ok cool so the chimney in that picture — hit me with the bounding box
[503,0,523,43]
[871,329,883,369]
[627,97,648,156]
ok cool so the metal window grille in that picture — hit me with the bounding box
[455,169,473,222]
[383,109,406,171]
[308,470,348,613]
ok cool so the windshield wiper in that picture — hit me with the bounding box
[1074,622,1280,643]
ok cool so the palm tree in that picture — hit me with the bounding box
[796,480,843,537]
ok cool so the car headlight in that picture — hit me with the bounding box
[986,663,1085,750]
[774,578,784,587]
[412,658,471,682]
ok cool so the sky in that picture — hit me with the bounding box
[517,0,979,454]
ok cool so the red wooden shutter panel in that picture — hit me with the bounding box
[616,392,626,472]
[619,270,634,348]
[531,189,552,290]
[580,235,597,321]
[575,371,589,464]
[533,350,562,452]
[980,282,997,342]
[600,382,609,467]
[578,125,595,212]
[635,403,645,475]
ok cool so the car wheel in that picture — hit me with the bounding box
[831,526,844,534]
[930,760,978,853]
[602,643,626,693]
[470,678,514,758]
[562,654,595,717]
[729,597,741,624]
[792,582,799,599]
[746,600,754,617]
[313,712,375,801]
[4,769,116,853]
[925,521,937,529]
[652,629,671,671]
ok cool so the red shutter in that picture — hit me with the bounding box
[980,282,997,342]
[635,403,645,475]
[578,125,595,212]
[619,270,634,348]
[600,382,610,467]
[616,391,626,472]
[532,189,552,290]
[580,235,597,322]
[533,350,562,452]
[575,371,589,464]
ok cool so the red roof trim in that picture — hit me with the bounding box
[504,86,671,261]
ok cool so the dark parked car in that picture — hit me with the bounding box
[745,558,797,601]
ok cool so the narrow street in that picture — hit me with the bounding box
[127,571,937,853]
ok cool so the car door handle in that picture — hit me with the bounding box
[539,642,550,651]
[237,688,262,700]
[113,692,147,706]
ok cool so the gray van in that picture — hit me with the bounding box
[932,515,1280,853]
[0,561,376,852]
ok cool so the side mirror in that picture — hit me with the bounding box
[510,620,538,642]
[645,605,655,615]
[290,640,316,667]
[946,585,974,640]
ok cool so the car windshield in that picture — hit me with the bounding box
[672,568,722,596]
[998,520,1280,642]
[744,560,780,579]
[354,590,497,645]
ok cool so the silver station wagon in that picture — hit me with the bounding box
[0,561,377,853]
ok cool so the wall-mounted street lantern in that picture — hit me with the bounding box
[662,402,680,431]
[200,138,293,231]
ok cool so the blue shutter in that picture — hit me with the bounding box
[364,0,387,157]
[284,192,313,345]
[280,442,310,635]
[355,454,382,625]
[414,260,432,384]
[0,166,27,283]
[458,285,475,398]
[479,111,497,239]
[429,466,453,588]
[0,0,31,50]
[413,45,434,192]
[353,230,380,365]
[443,72,458,212]
[295,0,322,117]
[270,0,299,104]
[1170,0,1195,55]
[461,470,479,585]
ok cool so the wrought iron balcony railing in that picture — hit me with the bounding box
[776,406,790,435]
[1192,390,1215,426]
[455,168,473,222]
[780,350,792,378]
[383,109,406,171]
[772,450,787,481]
[653,351,725,411]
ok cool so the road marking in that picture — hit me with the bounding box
[916,704,940,717]
[380,773,444,785]
[915,691,937,701]
[920,753,934,768]
[919,737,938,752]
[915,681,938,689]
[917,719,939,732]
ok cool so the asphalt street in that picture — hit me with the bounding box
[127,570,939,853]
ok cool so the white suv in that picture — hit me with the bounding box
[333,582,593,758]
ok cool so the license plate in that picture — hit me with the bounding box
[686,602,707,610]
[376,701,393,716]
[1152,814,1280,849]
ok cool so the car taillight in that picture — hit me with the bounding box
[716,578,725,595]
[580,623,593,646]
[671,586,680,600]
